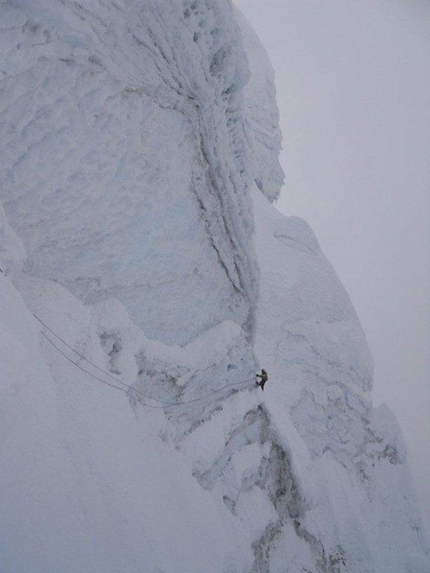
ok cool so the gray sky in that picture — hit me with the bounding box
[235,0,430,522]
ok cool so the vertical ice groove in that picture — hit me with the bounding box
[0,0,258,343]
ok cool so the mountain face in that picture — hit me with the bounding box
[0,1,428,572]
[0,0,259,345]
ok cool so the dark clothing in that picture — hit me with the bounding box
[256,369,268,391]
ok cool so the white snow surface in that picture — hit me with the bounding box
[0,0,258,344]
[0,1,429,572]
[235,8,284,202]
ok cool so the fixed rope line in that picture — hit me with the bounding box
[35,313,254,405]
[40,329,253,408]
[36,314,255,408]
[41,331,176,409]
[35,314,191,405]
[41,331,134,398]
[40,330,194,408]
[35,313,252,400]
[33,313,151,394]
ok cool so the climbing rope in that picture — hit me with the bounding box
[35,314,255,408]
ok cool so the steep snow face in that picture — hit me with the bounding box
[1,2,429,573]
[0,271,242,573]
[0,0,257,344]
[252,188,429,572]
[1,199,428,573]
[0,201,25,275]
[235,9,284,202]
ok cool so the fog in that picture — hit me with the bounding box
[235,0,430,522]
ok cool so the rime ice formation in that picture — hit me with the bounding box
[236,9,284,203]
[0,1,429,572]
[0,0,257,345]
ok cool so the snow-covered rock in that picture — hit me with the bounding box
[0,1,428,572]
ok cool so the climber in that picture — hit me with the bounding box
[255,369,268,391]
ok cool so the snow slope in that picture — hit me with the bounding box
[0,270,237,573]
[0,1,429,572]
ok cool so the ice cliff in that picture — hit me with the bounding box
[0,1,428,572]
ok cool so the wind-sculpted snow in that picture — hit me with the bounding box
[252,188,429,571]
[235,9,284,203]
[0,1,429,572]
[0,0,257,344]
[0,271,242,573]
[0,200,25,275]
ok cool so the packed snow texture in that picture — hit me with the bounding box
[235,8,284,202]
[0,0,259,345]
[0,1,429,572]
